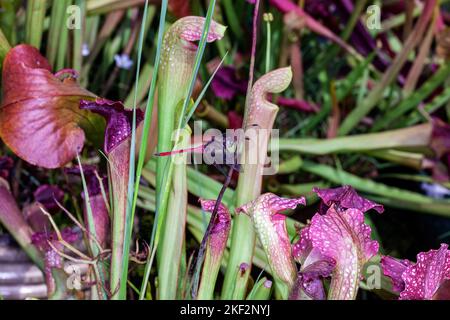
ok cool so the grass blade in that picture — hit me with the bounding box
[338,0,437,135]
[25,0,47,49]
[137,0,169,300]
[119,0,153,300]
[372,62,450,131]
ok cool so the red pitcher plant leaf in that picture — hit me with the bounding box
[197,199,231,300]
[291,226,336,300]
[237,193,306,294]
[308,205,379,300]
[292,186,381,300]
[313,185,384,215]
[382,244,450,300]
[381,256,413,293]
[80,98,143,299]
[0,44,104,169]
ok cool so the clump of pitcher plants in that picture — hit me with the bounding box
[1,0,450,301]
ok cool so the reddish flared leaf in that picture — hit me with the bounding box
[79,98,143,154]
[292,226,336,300]
[0,45,102,169]
[237,193,305,287]
[199,199,231,259]
[313,185,384,215]
[400,244,450,300]
[306,205,379,299]
[381,255,413,293]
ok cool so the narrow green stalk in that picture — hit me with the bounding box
[147,10,225,299]
[299,160,450,217]
[56,15,69,71]
[277,123,432,155]
[247,277,272,300]
[76,156,108,300]
[157,127,190,299]
[367,150,424,169]
[109,140,132,300]
[221,0,261,299]
[47,0,68,68]
[307,0,368,78]
[403,86,450,125]
[0,28,11,68]
[183,52,228,125]
[264,13,272,73]
[72,0,86,71]
[139,3,209,299]
[86,0,146,15]
[25,0,47,48]
[196,250,221,299]
[402,10,436,96]
[221,0,242,41]
[176,1,220,133]
[373,62,450,130]
[124,63,154,107]
[0,0,17,46]
[120,0,153,300]
[336,52,375,102]
[133,10,168,301]
[196,199,231,300]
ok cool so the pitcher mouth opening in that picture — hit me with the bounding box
[181,39,200,52]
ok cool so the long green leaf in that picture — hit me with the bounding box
[373,62,450,130]
[0,28,11,68]
[338,0,437,135]
[120,0,153,300]
[299,159,450,217]
[25,0,47,48]
[137,0,169,300]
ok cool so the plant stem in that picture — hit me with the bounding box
[0,28,11,68]
[47,0,68,68]
[246,277,272,300]
[264,13,272,73]
[221,0,261,300]
[108,141,131,300]
[157,128,190,299]
[222,67,292,299]
[277,123,432,154]
[131,0,168,300]
[299,159,450,217]
[56,15,69,71]
[25,0,47,49]
[192,165,235,299]
[72,0,86,71]
[120,0,153,300]
[221,0,242,41]
[77,156,108,300]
